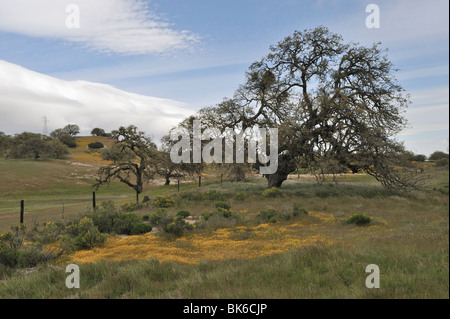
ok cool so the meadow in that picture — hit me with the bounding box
[0,137,448,299]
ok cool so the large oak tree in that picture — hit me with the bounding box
[192,27,423,190]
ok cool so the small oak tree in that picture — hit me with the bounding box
[94,126,158,203]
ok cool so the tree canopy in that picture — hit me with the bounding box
[181,26,423,190]
[94,125,158,203]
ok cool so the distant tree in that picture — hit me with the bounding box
[94,126,158,204]
[58,133,77,148]
[156,135,204,185]
[62,124,80,137]
[50,128,64,139]
[10,133,53,160]
[50,126,78,148]
[435,158,449,168]
[48,139,70,159]
[429,151,449,161]
[91,128,107,137]
[411,154,427,162]
[0,132,11,157]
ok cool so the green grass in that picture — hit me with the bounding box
[0,242,447,299]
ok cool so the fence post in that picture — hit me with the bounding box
[20,200,24,224]
[93,192,96,210]
[199,175,202,187]
[177,179,180,192]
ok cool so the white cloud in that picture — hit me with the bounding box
[0,0,199,55]
[0,60,194,140]
[397,65,449,81]
[399,87,449,136]
[409,86,449,108]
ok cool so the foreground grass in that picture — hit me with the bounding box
[0,242,447,299]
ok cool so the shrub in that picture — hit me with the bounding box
[130,223,153,235]
[262,187,281,198]
[112,213,142,235]
[142,196,151,203]
[0,243,56,269]
[176,210,190,218]
[234,192,248,201]
[38,221,66,244]
[346,214,371,226]
[201,206,237,222]
[257,209,278,223]
[63,217,107,251]
[293,204,308,217]
[214,202,231,210]
[88,142,104,149]
[201,211,214,221]
[436,158,449,168]
[153,195,175,208]
[162,219,194,238]
[58,133,77,148]
[146,209,174,228]
[88,201,146,235]
[120,202,144,212]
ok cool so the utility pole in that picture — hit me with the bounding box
[42,115,49,136]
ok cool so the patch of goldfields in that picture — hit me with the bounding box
[66,211,385,265]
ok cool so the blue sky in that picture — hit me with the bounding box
[0,0,448,156]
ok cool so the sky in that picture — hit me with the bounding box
[0,0,448,156]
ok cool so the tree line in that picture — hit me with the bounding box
[0,125,111,160]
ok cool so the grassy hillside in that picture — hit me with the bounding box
[0,142,448,298]
[0,137,131,231]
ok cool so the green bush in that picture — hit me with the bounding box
[214,202,231,210]
[88,142,104,149]
[234,192,248,201]
[130,223,153,235]
[88,201,146,235]
[153,195,175,208]
[38,221,66,244]
[436,158,449,168]
[113,213,142,235]
[162,219,194,238]
[257,209,278,223]
[293,204,308,217]
[146,209,169,226]
[120,202,144,212]
[262,187,281,198]
[345,214,371,226]
[201,207,237,221]
[201,211,214,221]
[63,217,107,251]
[59,133,77,148]
[176,210,191,219]
[0,243,56,269]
